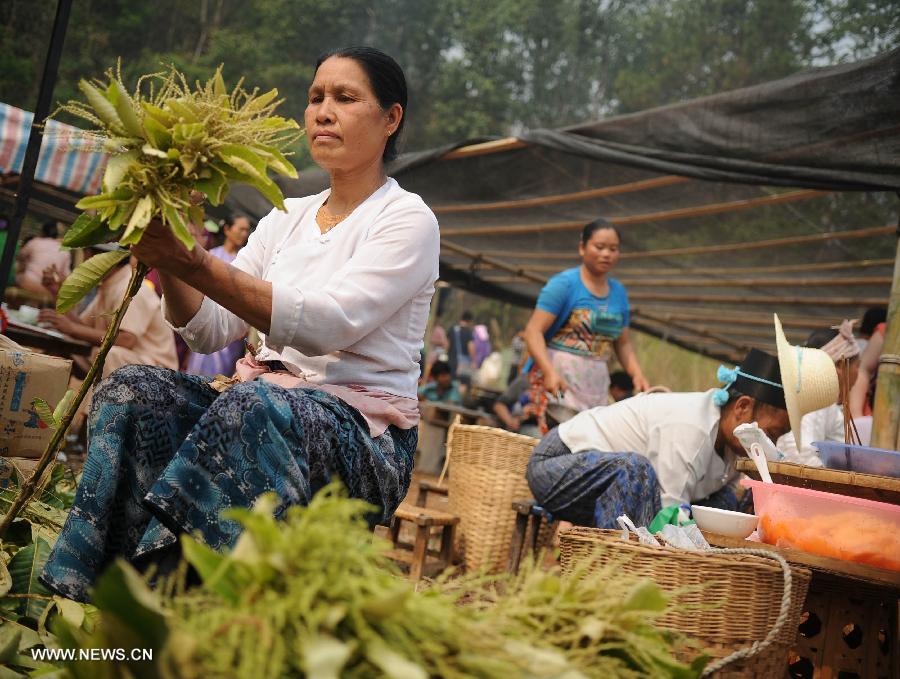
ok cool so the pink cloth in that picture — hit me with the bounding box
[234,355,419,437]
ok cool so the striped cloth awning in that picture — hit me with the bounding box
[0,102,106,195]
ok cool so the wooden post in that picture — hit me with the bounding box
[871,232,900,451]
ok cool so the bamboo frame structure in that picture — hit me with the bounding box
[479,274,891,288]
[446,225,893,260]
[443,258,895,276]
[432,175,688,213]
[440,189,827,237]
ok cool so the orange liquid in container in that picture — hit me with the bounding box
[760,513,900,571]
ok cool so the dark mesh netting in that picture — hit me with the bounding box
[224,49,900,362]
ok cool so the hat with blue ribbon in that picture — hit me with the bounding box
[713,348,786,409]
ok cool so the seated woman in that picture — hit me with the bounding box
[42,47,439,602]
[776,320,860,465]
[526,349,792,529]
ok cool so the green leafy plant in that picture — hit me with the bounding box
[0,62,302,540]
[51,485,705,679]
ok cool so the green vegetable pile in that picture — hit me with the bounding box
[49,486,705,679]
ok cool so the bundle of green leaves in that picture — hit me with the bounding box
[52,63,302,313]
[50,486,705,679]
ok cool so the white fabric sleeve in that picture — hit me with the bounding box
[267,202,439,356]
[161,208,276,353]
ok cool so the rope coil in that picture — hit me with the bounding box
[699,547,794,676]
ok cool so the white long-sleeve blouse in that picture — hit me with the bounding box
[164,178,440,400]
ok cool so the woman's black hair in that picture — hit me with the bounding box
[804,327,839,348]
[860,307,887,337]
[315,46,407,163]
[580,217,620,245]
[41,220,59,238]
[225,213,254,230]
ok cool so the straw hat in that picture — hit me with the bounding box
[774,314,839,451]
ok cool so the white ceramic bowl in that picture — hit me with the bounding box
[690,505,759,539]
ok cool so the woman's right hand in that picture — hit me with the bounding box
[543,369,569,398]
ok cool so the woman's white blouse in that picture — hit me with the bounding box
[164,178,440,399]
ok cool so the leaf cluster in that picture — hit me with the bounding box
[53,485,705,679]
[48,61,302,313]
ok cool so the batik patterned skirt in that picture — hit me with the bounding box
[41,365,417,602]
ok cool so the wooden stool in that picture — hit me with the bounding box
[415,479,448,507]
[508,499,553,574]
[387,502,459,581]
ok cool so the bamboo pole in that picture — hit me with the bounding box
[480,274,891,288]
[441,137,527,159]
[443,257,895,276]
[439,190,827,237]
[446,225,894,260]
[432,175,687,213]
[626,291,886,306]
[631,307,830,329]
[870,232,900,451]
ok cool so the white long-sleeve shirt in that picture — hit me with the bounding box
[164,178,440,399]
[776,404,843,467]
[558,390,737,507]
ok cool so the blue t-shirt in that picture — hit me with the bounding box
[536,267,630,358]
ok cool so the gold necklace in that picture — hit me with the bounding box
[317,202,351,234]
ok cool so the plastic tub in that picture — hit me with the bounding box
[812,440,900,478]
[743,478,900,571]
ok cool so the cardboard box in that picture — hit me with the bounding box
[0,335,72,458]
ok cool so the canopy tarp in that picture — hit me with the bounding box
[228,48,899,363]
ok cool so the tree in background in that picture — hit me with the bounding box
[1,0,897,158]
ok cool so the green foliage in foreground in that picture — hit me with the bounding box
[45,485,704,679]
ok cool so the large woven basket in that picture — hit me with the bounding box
[560,528,811,678]
[442,421,538,572]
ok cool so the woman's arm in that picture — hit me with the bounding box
[132,219,273,333]
[613,328,650,392]
[523,309,567,394]
[849,330,883,417]
[37,308,137,349]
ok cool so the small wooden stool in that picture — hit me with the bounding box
[508,499,554,573]
[387,503,459,581]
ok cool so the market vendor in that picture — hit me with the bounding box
[522,219,649,433]
[526,348,794,529]
[42,46,439,602]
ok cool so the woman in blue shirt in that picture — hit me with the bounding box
[523,219,648,430]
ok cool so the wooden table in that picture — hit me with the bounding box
[705,532,899,677]
[3,320,93,357]
[423,401,498,427]
[416,402,498,475]
[736,458,900,505]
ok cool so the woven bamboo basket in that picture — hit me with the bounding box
[442,420,538,572]
[560,528,811,678]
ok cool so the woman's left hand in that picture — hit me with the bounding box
[632,373,651,393]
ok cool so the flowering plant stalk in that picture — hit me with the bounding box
[0,63,302,537]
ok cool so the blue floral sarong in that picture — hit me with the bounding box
[41,365,416,602]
